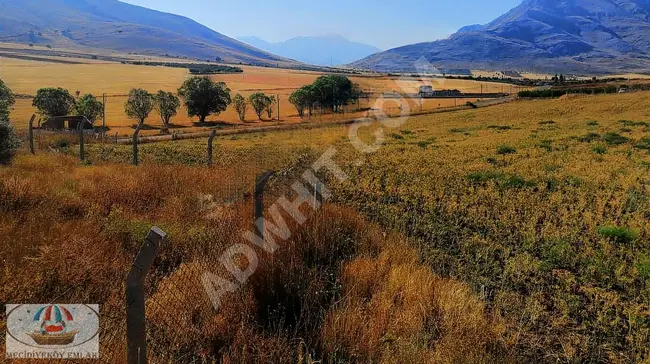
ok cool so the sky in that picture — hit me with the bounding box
[121,0,523,50]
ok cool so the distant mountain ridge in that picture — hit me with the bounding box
[238,35,381,66]
[350,0,650,74]
[0,0,297,67]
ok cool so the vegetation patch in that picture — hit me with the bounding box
[578,133,601,143]
[634,137,650,150]
[487,125,512,131]
[496,145,517,155]
[598,225,638,244]
[603,132,630,146]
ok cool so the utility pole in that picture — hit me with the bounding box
[277,94,280,121]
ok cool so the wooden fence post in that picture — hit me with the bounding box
[254,172,274,239]
[126,227,167,364]
[28,114,36,154]
[207,130,217,166]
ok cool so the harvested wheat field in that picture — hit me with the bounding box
[1,50,514,136]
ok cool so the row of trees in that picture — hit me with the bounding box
[288,75,360,118]
[233,93,276,122]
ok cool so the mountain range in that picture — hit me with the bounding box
[237,35,382,66]
[351,0,650,74]
[0,0,297,67]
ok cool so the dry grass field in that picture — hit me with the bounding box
[5,40,650,362]
[1,47,515,136]
[60,90,650,362]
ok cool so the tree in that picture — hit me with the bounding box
[178,76,231,123]
[32,88,76,119]
[0,79,15,122]
[0,120,20,165]
[124,89,154,166]
[265,95,276,119]
[233,94,248,122]
[125,89,154,126]
[289,87,309,118]
[75,94,104,124]
[249,92,269,120]
[0,79,18,165]
[154,91,180,134]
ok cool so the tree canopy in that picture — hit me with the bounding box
[154,91,180,133]
[178,77,231,123]
[33,88,76,119]
[0,79,15,122]
[124,89,154,126]
[233,94,248,122]
[289,75,359,117]
[75,94,104,123]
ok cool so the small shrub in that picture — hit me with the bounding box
[539,120,556,125]
[499,175,536,189]
[634,137,650,150]
[417,141,432,149]
[636,254,650,280]
[587,120,599,126]
[598,225,638,244]
[400,129,414,135]
[578,133,601,143]
[620,128,633,133]
[619,120,649,127]
[0,121,20,165]
[450,128,467,134]
[390,133,404,140]
[466,101,477,108]
[591,143,607,155]
[538,139,553,152]
[497,145,516,155]
[487,125,512,131]
[603,132,630,146]
[55,138,70,149]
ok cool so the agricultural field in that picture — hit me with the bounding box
[0,46,516,136]
[4,90,650,361]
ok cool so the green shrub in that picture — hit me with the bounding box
[538,139,553,152]
[539,120,556,125]
[603,133,630,146]
[634,137,650,150]
[0,121,20,165]
[467,171,504,183]
[598,225,638,244]
[390,133,404,140]
[54,138,70,149]
[487,125,512,131]
[592,143,607,155]
[587,120,599,127]
[497,145,516,155]
[636,254,650,280]
[578,133,601,143]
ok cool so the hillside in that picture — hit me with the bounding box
[0,0,297,67]
[350,0,650,74]
[238,35,382,66]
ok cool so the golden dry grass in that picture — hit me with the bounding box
[0,153,507,363]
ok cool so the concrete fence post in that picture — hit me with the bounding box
[77,117,91,162]
[254,172,274,239]
[78,123,86,161]
[207,130,217,166]
[28,114,36,154]
[126,227,167,364]
[132,125,141,166]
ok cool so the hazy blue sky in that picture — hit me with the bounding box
[121,0,522,49]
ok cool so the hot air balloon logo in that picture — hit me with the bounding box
[28,304,79,346]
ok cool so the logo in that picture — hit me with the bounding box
[6,304,99,360]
